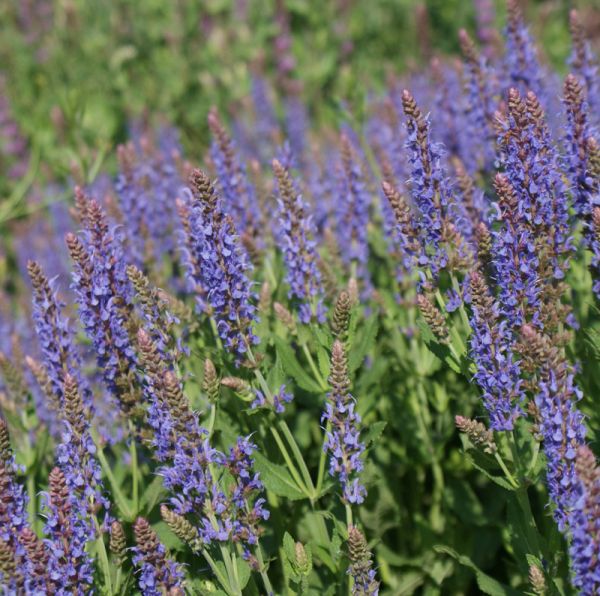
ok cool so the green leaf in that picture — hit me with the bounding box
[140,474,167,515]
[274,336,323,393]
[253,451,307,500]
[466,452,516,491]
[236,557,251,590]
[416,318,461,374]
[349,314,379,373]
[434,546,521,596]
[363,421,386,448]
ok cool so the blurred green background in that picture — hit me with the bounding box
[0,0,597,187]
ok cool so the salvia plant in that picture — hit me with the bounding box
[1,2,600,595]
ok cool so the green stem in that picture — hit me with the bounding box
[315,419,332,497]
[270,425,310,496]
[207,403,217,439]
[220,544,242,595]
[203,548,237,596]
[279,419,315,497]
[345,504,353,528]
[494,452,519,489]
[301,342,327,390]
[231,550,241,594]
[26,472,37,531]
[255,545,274,595]
[128,424,139,515]
[250,360,314,498]
[93,514,112,595]
[346,504,354,596]
[92,431,133,520]
[264,256,278,290]
[113,567,122,596]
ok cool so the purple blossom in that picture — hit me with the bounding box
[41,467,95,594]
[322,341,366,504]
[459,29,497,171]
[66,195,138,415]
[497,88,572,285]
[0,447,29,589]
[132,517,185,596]
[225,437,270,558]
[251,384,294,414]
[179,169,258,360]
[208,109,261,239]
[401,89,460,278]
[335,134,371,288]
[27,260,92,413]
[570,446,600,595]
[569,10,599,127]
[468,271,523,431]
[503,1,546,104]
[491,173,541,330]
[273,158,325,323]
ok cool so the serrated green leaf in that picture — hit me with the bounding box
[140,474,167,514]
[274,336,323,393]
[434,546,521,596]
[349,314,379,372]
[253,451,307,500]
[416,318,462,374]
[236,557,251,590]
[363,421,386,447]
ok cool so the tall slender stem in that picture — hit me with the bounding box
[128,422,139,515]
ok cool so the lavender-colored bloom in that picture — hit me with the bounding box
[56,374,109,519]
[503,1,546,103]
[570,446,600,595]
[0,446,28,560]
[208,109,261,239]
[42,467,95,594]
[179,169,258,360]
[497,89,572,285]
[273,158,325,323]
[66,197,137,413]
[468,271,523,430]
[251,384,293,414]
[381,181,419,288]
[459,29,497,171]
[347,526,380,596]
[430,59,474,172]
[0,77,29,181]
[284,96,309,167]
[115,139,183,267]
[401,90,456,278]
[569,10,599,126]
[27,260,92,413]
[132,517,185,596]
[322,341,366,504]
[563,74,598,236]
[473,0,498,60]
[521,326,586,531]
[225,437,270,559]
[491,173,541,329]
[335,134,371,288]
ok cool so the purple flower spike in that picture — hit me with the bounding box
[273,158,325,324]
[178,169,258,361]
[322,340,366,504]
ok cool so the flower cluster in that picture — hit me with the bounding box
[179,168,259,359]
[273,158,325,323]
[570,446,600,595]
[132,517,185,596]
[469,270,523,430]
[322,340,366,504]
[66,194,138,415]
[336,134,372,288]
